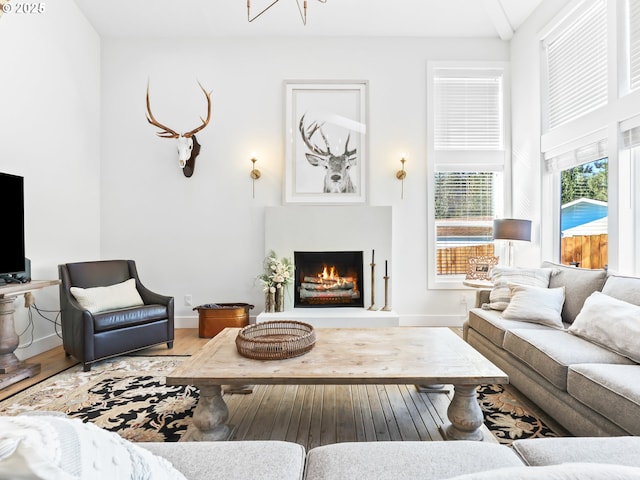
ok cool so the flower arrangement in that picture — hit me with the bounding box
[256,251,294,312]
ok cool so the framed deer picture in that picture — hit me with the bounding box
[284,80,368,204]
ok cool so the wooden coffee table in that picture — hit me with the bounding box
[166,327,508,442]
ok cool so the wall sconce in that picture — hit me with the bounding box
[250,156,261,198]
[396,156,407,199]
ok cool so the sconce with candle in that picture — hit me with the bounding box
[396,156,407,199]
[250,155,261,198]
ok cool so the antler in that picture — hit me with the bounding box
[343,133,356,158]
[299,113,331,156]
[183,82,212,138]
[146,82,180,139]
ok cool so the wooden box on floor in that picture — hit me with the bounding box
[195,303,253,338]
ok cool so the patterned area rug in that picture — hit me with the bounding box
[0,356,198,442]
[477,384,560,444]
[0,357,560,444]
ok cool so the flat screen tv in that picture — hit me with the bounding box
[0,172,26,283]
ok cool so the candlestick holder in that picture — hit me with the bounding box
[381,275,392,311]
[367,262,376,310]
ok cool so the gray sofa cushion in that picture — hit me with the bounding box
[503,329,635,390]
[467,308,550,348]
[303,441,524,480]
[542,261,607,324]
[512,436,640,467]
[141,441,305,480]
[568,364,640,435]
[602,274,640,306]
[448,463,640,479]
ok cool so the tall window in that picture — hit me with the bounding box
[428,63,508,287]
[542,0,607,131]
[560,158,608,269]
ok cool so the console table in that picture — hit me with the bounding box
[0,280,60,390]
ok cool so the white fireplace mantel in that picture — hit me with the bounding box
[256,308,399,328]
[264,206,393,312]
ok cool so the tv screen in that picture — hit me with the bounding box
[0,172,25,278]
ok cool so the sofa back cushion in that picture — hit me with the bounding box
[483,267,556,311]
[541,261,607,324]
[602,274,640,306]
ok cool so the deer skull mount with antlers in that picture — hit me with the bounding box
[145,82,212,178]
[299,113,358,193]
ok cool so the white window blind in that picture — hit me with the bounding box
[543,0,607,130]
[621,114,640,148]
[433,69,504,150]
[630,0,640,91]
[434,172,498,275]
[545,137,608,173]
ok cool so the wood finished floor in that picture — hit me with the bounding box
[224,383,456,448]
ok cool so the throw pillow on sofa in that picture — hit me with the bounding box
[0,413,186,479]
[482,267,556,311]
[501,284,566,329]
[569,291,640,363]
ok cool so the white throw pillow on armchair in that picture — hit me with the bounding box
[70,278,144,314]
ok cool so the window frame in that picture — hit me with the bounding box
[427,61,511,289]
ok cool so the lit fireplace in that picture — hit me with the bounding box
[294,251,364,308]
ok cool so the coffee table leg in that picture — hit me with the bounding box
[441,384,485,441]
[182,384,231,441]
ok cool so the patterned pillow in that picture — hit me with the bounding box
[482,267,557,311]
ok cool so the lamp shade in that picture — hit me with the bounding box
[493,219,532,242]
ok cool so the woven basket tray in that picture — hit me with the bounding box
[236,320,316,360]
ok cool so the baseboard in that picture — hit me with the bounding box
[16,332,63,361]
[174,316,198,328]
[399,314,467,327]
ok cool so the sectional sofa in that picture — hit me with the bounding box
[2,413,640,479]
[142,435,640,479]
[464,261,640,437]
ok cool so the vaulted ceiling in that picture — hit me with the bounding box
[73,0,543,40]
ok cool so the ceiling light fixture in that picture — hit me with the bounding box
[247,0,327,26]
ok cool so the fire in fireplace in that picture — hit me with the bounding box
[294,251,364,308]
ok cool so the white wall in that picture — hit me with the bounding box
[100,36,509,328]
[0,1,101,358]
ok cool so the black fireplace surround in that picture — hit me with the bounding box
[294,251,364,308]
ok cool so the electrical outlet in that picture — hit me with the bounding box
[184,294,192,306]
[459,295,467,305]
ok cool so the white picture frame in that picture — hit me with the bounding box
[284,80,368,204]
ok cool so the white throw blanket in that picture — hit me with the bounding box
[0,413,186,479]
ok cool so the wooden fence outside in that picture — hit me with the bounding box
[561,234,608,270]
[436,233,608,275]
[436,244,495,275]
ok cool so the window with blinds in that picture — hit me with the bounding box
[433,69,504,150]
[429,64,506,282]
[542,0,607,130]
[434,172,500,275]
[629,0,640,91]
